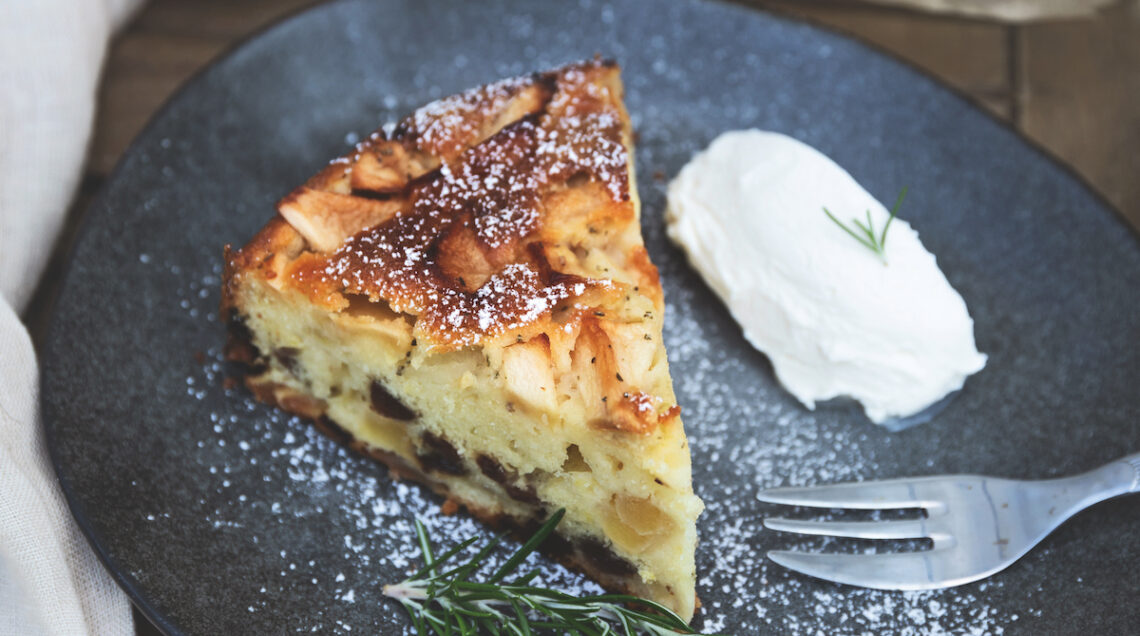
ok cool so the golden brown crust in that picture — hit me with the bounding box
[225,59,645,351]
[224,61,680,456]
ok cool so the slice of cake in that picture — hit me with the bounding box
[222,59,703,619]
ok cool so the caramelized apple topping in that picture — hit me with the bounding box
[277,187,403,252]
[296,60,631,348]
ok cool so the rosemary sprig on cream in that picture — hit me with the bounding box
[823,186,909,259]
[383,509,707,635]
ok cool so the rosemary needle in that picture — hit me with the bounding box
[384,508,715,635]
[823,186,909,259]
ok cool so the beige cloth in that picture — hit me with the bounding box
[0,0,143,634]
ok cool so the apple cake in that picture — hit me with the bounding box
[221,59,703,619]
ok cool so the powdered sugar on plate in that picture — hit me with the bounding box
[160,258,600,633]
[184,354,606,633]
[158,213,1036,634]
[150,64,1039,629]
[656,262,1032,635]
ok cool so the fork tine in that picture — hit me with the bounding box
[768,549,957,590]
[764,517,933,540]
[758,478,937,510]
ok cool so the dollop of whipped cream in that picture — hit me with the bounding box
[666,129,986,425]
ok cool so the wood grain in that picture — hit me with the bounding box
[129,0,318,39]
[86,0,1139,227]
[89,0,320,176]
[90,33,228,175]
[755,1,1013,117]
[1017,0,1140,227]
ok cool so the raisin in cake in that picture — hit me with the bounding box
[222,59,703,619]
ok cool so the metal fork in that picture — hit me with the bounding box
[758,452,1140,590]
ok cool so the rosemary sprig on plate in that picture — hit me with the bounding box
[823,186,909,259]
[383,508,706,635]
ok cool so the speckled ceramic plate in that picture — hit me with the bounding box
[41,0,1140,633]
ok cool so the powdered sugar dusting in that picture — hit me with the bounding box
[165,63,1027,629]
[312,60,630,349]
[537,65,628,202]
[170,290,604,631]
[164,241,1031,634]
[159,48,1023,635]
[194,397,604,633]
[405,74,530,159]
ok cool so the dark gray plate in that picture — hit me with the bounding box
[42,0,1140,634]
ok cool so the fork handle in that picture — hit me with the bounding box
[1121,452,1140,494]
[1076,452,1140,504]
[1041,452,1140,518]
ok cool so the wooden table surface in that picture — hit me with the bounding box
[22,0,1138,632]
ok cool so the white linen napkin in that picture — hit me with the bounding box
[0,1,143,634]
